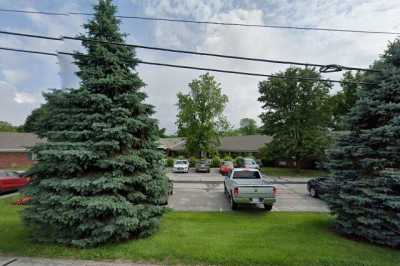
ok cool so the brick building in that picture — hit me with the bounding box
[0,133,45,169]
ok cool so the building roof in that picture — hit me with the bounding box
[158,137,185,150]
[162,135,272,153]
[218,135,272,152]
[0,133,272,153]
[0,132,45,152]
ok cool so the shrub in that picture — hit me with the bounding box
[189,157,198,167]
[166,157,174,167]
[223,155,233,161]
[235,157,244,167]
[210,156,221,168]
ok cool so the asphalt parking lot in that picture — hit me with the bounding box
[167,168,329,212]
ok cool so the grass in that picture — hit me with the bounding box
[0,196,399,266]
[261,167,328,178]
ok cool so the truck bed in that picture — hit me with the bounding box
[231,179,275,198]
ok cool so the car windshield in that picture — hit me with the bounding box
[223,161,233,167]
[175,160,188,165]
[232,170,261,179]
[0,170,17,177]
[244,159,255,165]
[198,160,208,164]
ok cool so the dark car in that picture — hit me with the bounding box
[307,176,330,198]
[195,160,210,173]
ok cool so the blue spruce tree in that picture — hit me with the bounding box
[326,39,400,247]
[23,0,168,247]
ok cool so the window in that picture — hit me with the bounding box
[232,170,261,179]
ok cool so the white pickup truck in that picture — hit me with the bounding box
[224,168,276,211]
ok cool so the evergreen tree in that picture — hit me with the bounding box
[23,0,167,247]
[326,40,400,247]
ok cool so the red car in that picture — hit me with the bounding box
[219,161,234,175]
[0,170,30,193]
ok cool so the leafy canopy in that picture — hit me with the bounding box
[329,71,363,130]
[176,73,228,156]
[258,67,332,167]
[239,118,258,135]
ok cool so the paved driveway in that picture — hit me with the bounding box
[167,169,329,212]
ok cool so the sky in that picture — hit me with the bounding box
[0,0,399,133]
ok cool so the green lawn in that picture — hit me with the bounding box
[0,196,399,266]
[262,167,328,178]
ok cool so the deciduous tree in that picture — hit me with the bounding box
[176,73,228,156]
[329,71,363,130]
[258,67,332,168]
[239,118,258,135]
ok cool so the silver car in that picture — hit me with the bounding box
[243,158,260,169]
[173,159,189,173]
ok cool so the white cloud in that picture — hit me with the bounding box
[1,69,30,85]
[0,81,42,125]
[1,0,399,132]
[14,92,39,104]
[136,0,399,132]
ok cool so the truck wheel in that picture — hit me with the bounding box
[230,197,238,210]
[263,204,273,211]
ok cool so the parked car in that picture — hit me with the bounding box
[307,176,330,198]
[173,159,189,173]
[239,158,260,169]
[195,159,210,173]
[219,160,233,175]
[224,168,276,211]
[0,170,30,193]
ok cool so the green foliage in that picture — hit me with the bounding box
[239,118,258,135]
[223,155,233,161]
[22,0,167,248]
[325,39,400,247]
[2,197,399,266]
[166,157,174,167]
[0,121,18,132]
[23,104,49,134]
[329,71,363,130]
[157,127,167,138]
[176,73,229,156]
[210,156,221,168]
[235,157,244,167]
[258,67,333,168]
[189,157,198,167]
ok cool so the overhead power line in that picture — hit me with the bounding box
[0,8,398,36]
[0,30,378,73]
[0,46,377,85]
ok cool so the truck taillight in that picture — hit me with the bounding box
[272,186,277,196]
[233,187,240,197]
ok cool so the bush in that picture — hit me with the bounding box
[189,157,198,167]
[166,157,174,167]
[223,155,233,161]
[235,157,244,167]
[210,156,221,168]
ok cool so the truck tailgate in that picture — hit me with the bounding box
[232,179,275,198]
[237,185,274,198]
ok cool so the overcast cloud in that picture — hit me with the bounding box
[0,0,399,133]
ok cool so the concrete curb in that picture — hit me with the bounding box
[172,180,307,185]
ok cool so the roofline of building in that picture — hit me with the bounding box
[0,149,28,152]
